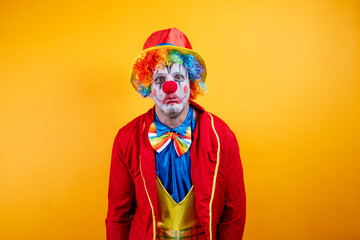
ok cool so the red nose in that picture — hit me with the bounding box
[162,81,178,94]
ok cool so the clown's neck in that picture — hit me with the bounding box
[155,103,189,130]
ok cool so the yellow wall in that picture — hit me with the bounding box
[0,0,359,239]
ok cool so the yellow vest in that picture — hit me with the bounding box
[156,177,200,230]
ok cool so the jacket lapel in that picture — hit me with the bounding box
[190,102,219,237]
[140,107,158,214]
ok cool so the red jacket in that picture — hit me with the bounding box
[106,102,246,239]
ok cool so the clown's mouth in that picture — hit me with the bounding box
[163,94,182,105]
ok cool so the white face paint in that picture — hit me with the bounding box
[151,63,190,118]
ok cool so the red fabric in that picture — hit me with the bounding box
[105,102,246,240]
[142,28,193,50]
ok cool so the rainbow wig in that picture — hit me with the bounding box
[132,48,206,100]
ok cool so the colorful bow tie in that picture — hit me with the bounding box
[148,122,192,156]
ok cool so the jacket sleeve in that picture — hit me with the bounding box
[105,130,135,240]
[217,131,246,239]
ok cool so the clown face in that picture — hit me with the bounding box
[151,63,190,118]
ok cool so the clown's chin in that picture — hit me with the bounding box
[159,102,186,119]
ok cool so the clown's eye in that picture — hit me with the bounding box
[174,74,185,81]
[154,76,165,83]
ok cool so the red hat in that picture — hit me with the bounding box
[142,28,193,50]
[130,28,206,88]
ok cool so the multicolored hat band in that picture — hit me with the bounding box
[130,28,207,100]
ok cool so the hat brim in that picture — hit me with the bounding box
[130,45,207,90]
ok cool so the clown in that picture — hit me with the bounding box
[151,62,190,119]
[106,28,246,240]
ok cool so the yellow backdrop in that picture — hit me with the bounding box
[0,0,359,239]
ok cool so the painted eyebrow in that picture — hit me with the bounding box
[153,73,166,76]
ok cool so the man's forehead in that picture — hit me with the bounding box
[154,63,187,75]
